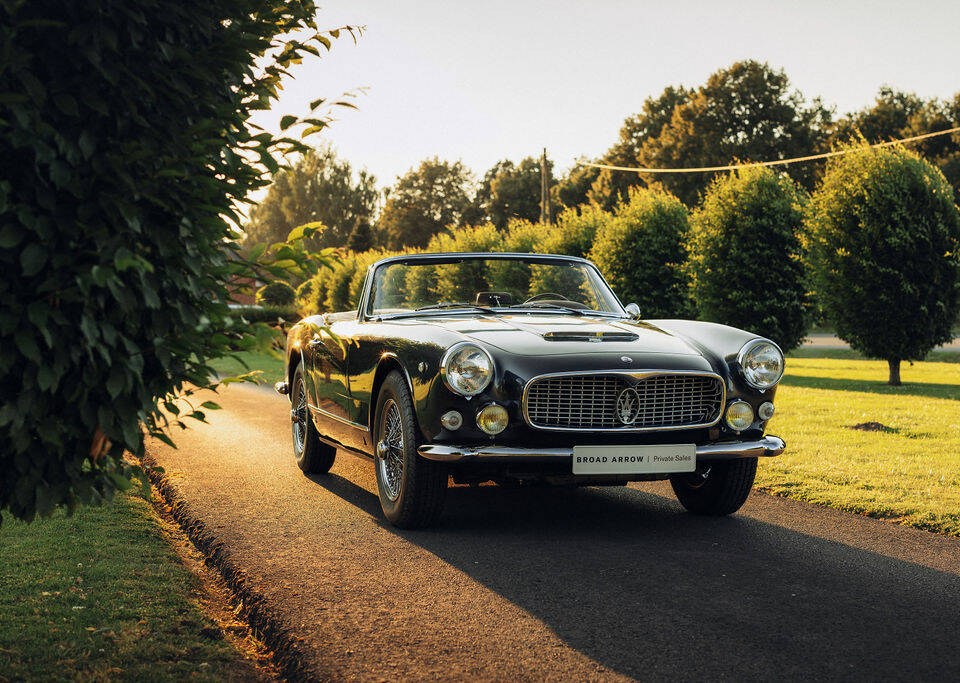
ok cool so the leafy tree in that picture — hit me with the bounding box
[376,158,473,249]
[588,86,689,210]
[534,204,608,258]
[346,218,374,252]
[468,156,558,228]
[256,281,296,306]
[833,87,960,196]
[554,159,600,210]
[806,144,960,384]
[0,0,344,522]
[590,188,690,318]
[244,145,378,249]
[688,167,809,351]
[639,61,832,205]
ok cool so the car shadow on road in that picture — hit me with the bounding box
[310,473,960,680]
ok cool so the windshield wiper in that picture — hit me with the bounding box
[509,303,583,316]
[414,302,498,314]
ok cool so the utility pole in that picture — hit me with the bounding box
[539,147,551,224]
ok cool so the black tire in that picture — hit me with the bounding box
[669,457,757,515]
[291,363,336,474]
[373,370,447,528]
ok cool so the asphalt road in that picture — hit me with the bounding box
[147,384,960,681]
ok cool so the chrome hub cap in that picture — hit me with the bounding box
[377,399,404,501]
[292,380,307,454]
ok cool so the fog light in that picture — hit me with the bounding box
[725,400,754,431]
[441,410,463,431]
[476,404,508,435]
[758,402,775,421]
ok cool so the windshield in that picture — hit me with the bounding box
[366,256,624,318]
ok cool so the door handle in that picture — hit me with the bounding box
[307,336,323,348]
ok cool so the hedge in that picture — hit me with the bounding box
[689,167,809,350]
[0,1,340,522]
[590,187,690,318]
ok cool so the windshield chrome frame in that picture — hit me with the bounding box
[357,252,628,322]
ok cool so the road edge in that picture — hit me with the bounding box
[142,454,320,682]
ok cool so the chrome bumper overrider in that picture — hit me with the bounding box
[275,380,289,395]
[418,436,786,463]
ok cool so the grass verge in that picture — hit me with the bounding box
[209,350,285,385]
[0,494,262,681]
[760,353,960,536]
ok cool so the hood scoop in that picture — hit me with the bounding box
[542,330,639,343]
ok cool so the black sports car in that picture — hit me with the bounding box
[276,252,785,528]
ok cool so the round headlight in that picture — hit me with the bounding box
[737,339,785,390]
[441,342,493,396]
[476,404,509,435]
[725,400,755,431]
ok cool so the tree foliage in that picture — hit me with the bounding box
[376,158,473,249]
[468,156,558,228]
[806,144,960,383]
[688,167,809,351]
[640,61,831,205]
[0,0,344,521]
[590,188,690,318]
[833,87,960,197]
[244,145,378,249]
[588,86,689,210]
[256,281,296,307]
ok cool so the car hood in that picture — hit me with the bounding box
[423,314,702,357]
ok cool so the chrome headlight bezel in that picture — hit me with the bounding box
[737,338,785,390]
[440,342,494,397]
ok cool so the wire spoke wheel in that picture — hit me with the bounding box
[292,380,308,454]
[377,398,405,501]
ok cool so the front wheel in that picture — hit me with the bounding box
[669,457,757,516]
[374,371,447,528]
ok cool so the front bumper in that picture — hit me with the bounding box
[418,435,785,463]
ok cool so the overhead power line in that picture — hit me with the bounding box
[579,125,960,174]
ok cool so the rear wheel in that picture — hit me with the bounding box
[291,363,336,474]
[670,457,757,515]
[374,371,447,528]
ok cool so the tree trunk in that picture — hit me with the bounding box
[887,359,901,386]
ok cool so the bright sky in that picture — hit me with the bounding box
[252,0,960,189]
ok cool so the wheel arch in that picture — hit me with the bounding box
[369,353,416,435]
[287,348,302,392]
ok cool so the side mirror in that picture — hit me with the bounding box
[624,303,641,319]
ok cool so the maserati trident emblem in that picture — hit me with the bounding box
[616,387,642,424]
[620,355,632,363]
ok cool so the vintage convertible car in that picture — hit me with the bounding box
[276,252,785,528]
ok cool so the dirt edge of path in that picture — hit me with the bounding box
[143,454,320,682]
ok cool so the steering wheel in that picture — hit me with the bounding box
[523,292,570,304]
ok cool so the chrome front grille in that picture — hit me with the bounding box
[523,372,724,431]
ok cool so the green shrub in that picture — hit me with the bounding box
[590,188,690,318]
[806,144,960,383]
[433,224,503,302]
[256,281,296,307]
[688,167,809,350]
[324,254,357,312]
[531,205,611,294]
[0,0,340,521]
[295,279,317,315]
[488,219,549,294]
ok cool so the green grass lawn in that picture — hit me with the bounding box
[760,353,960,536]
[0,494,257,681]
[209,350,285,384]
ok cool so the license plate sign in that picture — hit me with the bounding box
[572,444,697,475]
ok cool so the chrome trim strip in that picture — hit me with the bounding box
[418,436,785,463]
[308,403,371,432]
[520,369,726,432]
